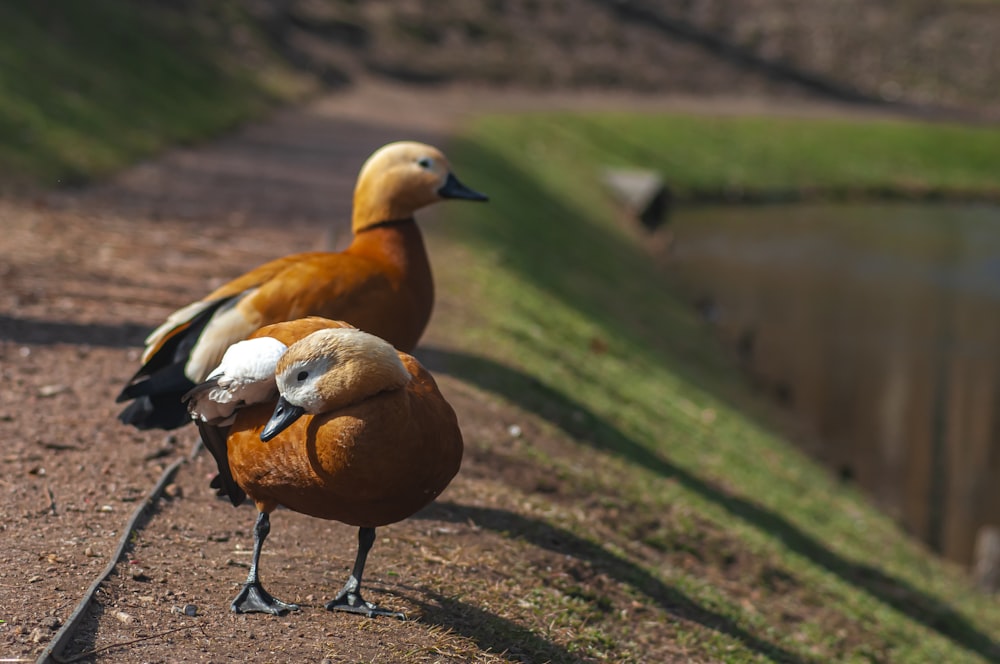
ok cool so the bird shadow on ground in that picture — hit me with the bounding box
[393,583,583,664]
[416,501,812,664]
[416,345,1000,662]
[0,313,149,348]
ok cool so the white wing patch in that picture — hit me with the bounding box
[186,337,288,425]
[184,302,260,383]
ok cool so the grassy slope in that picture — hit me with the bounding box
[0,2,313,188]
[425,114,1000,662]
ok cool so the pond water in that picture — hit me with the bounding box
[666,203,1000,565]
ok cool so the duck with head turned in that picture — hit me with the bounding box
[118,141,486,431]
[184,316,463,618]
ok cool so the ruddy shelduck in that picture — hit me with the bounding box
[118,141,486,430]
[184,317,463,617]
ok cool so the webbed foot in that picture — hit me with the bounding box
[231,581,300,615]
[325,589,404,619]
[324,527,404,619]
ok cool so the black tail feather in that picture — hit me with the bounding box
[117,392,194,430]
[117,296,238,431]
[197,421,246,507]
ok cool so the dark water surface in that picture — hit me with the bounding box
[667,203,1000,564]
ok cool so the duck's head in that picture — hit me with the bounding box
[352,141,488,233]
[261,327,411,442]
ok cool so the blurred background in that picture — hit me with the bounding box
[2,0,998,188]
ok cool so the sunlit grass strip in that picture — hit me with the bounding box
[464,112,1000,203]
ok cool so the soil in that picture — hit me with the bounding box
[0,82,896,663]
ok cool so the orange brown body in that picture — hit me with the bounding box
[184,317,463,617]
[230,323,462,527]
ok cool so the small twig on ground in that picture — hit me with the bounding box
[54,623,204,663]
[46,486,57,516]
[143,447,175,462]
[37,441,83,452]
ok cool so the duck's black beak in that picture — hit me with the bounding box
[438,173,488,201]
[261,396,305,442]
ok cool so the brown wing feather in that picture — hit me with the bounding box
[235,253,387,326]
[201,252,329,301]
[141,252,335,364]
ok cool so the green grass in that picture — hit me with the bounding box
[428,113,1000,661]
[460,113,1000,203]
[0,2,313,188]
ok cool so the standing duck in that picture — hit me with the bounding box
[184,317,463,617]
[118,141,486,430]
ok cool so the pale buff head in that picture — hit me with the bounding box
[274,327,411,415]
[351,141,487,233]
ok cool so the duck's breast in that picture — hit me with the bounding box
[227,378,461,527]
[342,223,434,352]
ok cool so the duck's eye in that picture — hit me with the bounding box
[296,371,309,382]
[416,156,433,169]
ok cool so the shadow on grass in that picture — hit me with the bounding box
[394,585,583,664]
[417,500,813,664]
[416,346,1000,662]
[0,313,149,347]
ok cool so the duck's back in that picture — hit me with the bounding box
[230,222,433,354]
[237,253,393,333]
[228,354,462,527]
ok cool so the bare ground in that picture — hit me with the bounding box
[0,82,906,663]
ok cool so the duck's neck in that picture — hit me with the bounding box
[352,182,418,232]
[344,220,434,352]
[347,218,427,271]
